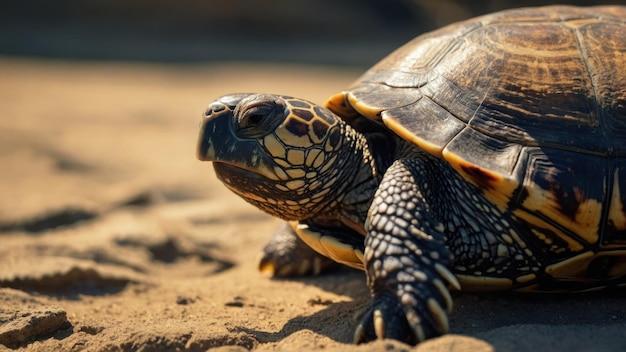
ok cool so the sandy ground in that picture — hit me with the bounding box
[1,57,625,351]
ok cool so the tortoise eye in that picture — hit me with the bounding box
[234,95,286,138]
[240,106,270,128]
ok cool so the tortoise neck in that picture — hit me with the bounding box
[316,121,382,234]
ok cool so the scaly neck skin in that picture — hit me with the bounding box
[312,122,388,236]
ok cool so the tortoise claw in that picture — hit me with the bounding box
[354,287,451,345]
[354,291,416,344]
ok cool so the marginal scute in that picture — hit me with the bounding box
[441,129,522,212]
[324,91,360,120]
[348,83,422,119]
[545,251,595,278]
[293,223,364,270]
[456,275,513,290]
[320,236,364,269]
[382,98,466,157]
[294,222,325,257]
[517,147,605,245]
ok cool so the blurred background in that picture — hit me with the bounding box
[2,0,625,68]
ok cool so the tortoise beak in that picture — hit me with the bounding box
[197,101,279,181]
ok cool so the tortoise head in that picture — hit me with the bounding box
[197,93,353,220]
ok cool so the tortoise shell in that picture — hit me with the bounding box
[325,5,626,283]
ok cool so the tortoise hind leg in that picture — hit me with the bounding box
[355,159,460,344]
[257,221,339,277]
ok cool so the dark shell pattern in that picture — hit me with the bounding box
[325,6,626,275]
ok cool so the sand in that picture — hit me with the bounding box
[0,57,625,351]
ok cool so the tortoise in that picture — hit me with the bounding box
[197,5,626,344]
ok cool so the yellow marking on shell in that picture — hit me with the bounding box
[521,184,602,245]
[456,275,513,291]
[383,114,445,158]
[325,91,361,119]
[294,223,333,261]
[442,150,519,213]
[346,91,384,120]
[263,134,286,159]
[293,223,364,270]
[513,208,584,252]
[608,169,626,238]
[545,251,594,278]
[320,235,364,269]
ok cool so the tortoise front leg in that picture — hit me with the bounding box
[257,221,339,277]
[355,159,460,344]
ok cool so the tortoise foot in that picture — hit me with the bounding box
[354,287,450,345]
[257,221,338,277]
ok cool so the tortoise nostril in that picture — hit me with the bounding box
[204,103,226,118]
